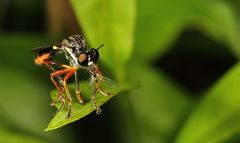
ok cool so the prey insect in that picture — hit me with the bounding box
[32,35,116,118]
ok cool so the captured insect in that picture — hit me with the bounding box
[32,35,117,118]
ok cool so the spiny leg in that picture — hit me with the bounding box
[74,71,84,104]
[50,75,64,98]
[63,69,76,118]
[54,96,65,116]
[50,68,75,115]
[50,71,66,114]
[90,78,113,114]
[44,60,65,104]
[46,60,78,102]
[98,87,113,96]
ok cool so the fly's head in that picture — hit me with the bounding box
[88,48,99,63]
[77,44,103,67]
[86,48,101,78]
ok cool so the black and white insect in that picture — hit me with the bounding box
[32,35,116,118]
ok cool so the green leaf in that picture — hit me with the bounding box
[0,128,47,143]
[135,0,185,60]
[45,81,127,131]
[0,34,58,75]
[135,0,240,60]
[0,67,69,143]
[126,64,193,142]
[0,68,50,133]
[71,0,136,71]
[196,1,240,58]
[175,63,240,143]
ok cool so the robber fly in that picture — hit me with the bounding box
[32,35,116,118]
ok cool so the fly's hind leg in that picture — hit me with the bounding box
[50,74,65,110]
[50,70,67,115]
[44,59,65,107]
[50,67,76,117]
[63,69,77,119]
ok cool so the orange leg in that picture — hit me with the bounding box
[62,69,77,118]
[51,67,77,117]
[45,60,78,99]
[50,74,65,114]
[44,60,65,103]
[50,75,64,97]
[44,60,84,117]
[95,64,102,75]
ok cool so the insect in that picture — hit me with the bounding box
[32,35,116,118]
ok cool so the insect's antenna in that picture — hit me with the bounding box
[97,44,104,50]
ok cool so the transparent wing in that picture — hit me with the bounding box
[89,74,118,96]
[89,76,102,114]
[89,76,97,96]
[88,74,118,114]
[96,74,118,95]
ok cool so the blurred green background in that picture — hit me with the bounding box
[0,0,240,143]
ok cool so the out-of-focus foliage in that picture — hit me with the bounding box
[0,128,47,143]
[0,35,72,143]
[128,64,192,143]
[0,0,239,142]
[135,0,240,60]
[71,0,136,82]
[176,64,240,143]
[71,0,240,142]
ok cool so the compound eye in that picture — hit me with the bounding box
[78,53,87,64]
[90,49,99,63]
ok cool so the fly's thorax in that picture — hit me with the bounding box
[61,35,87,50]
[60,35,88,67]
[62,46,79,67]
